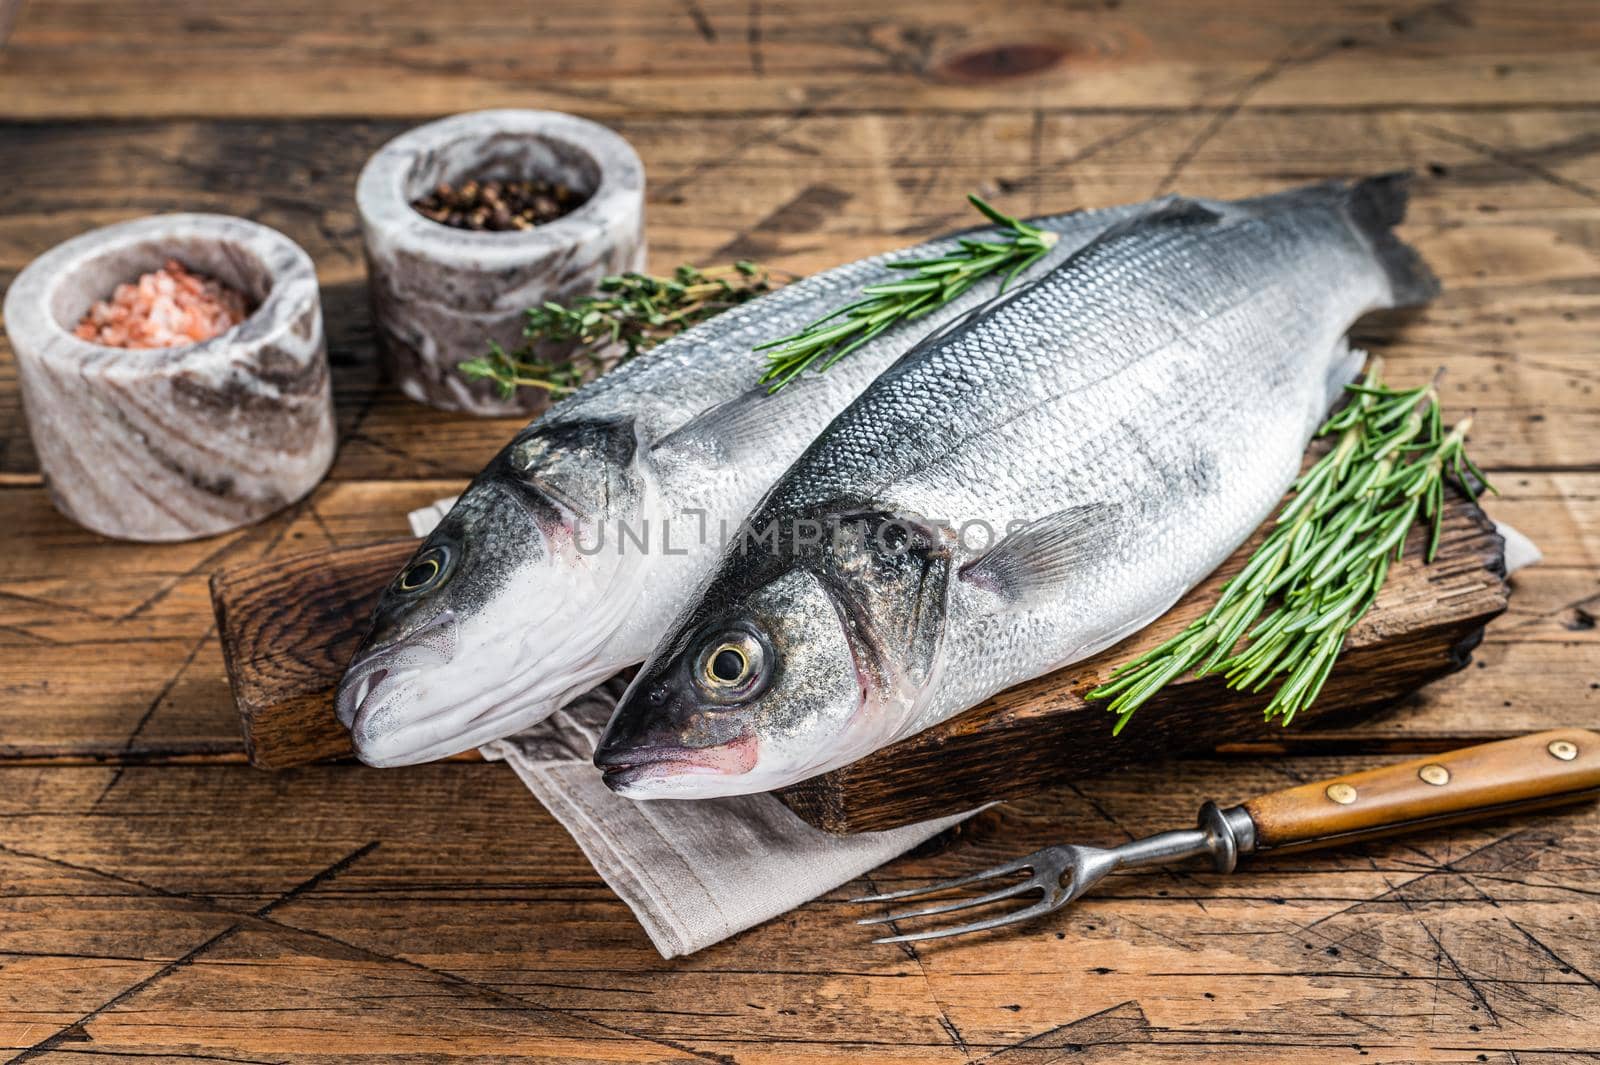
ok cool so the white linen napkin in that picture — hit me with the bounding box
[479,685,972,958]
[408,498,1539,958]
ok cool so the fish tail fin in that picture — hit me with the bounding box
[1342,172,1440,308]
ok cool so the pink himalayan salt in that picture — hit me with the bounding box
[74,259,249,350]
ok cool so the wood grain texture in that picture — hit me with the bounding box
[2,0,1599,1057]
[2,0,1598,119]
[4,107,1600,482]
[211,539,415,768]
[4,759,1599,1062]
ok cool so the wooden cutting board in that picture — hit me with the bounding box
[210,490,1507,832]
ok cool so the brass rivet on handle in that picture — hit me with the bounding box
[1548,739,1579,761]
[1325,782,1358,805]
[1419,763,1450,786]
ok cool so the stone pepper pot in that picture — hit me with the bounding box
[356,109,647,416]
[3,214,336,542]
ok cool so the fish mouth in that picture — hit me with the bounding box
[351,664,611,768]
[336,611,458,744]
[594,733,759,794]
[340,625,624,768]
[355,698,539,767]
[341,667,389,728]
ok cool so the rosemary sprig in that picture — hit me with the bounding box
[1087,363,1492,733]
[458,261,773,398]
[755,195,1060,391]
[460,194,1064,398]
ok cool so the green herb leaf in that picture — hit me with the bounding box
[1086,362,1488,732]
[456,263,775,398]
[757,195,1061,392]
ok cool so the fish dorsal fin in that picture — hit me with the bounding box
[1094,196,1221,242]
[958,504,1120,604]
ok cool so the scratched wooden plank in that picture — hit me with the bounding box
[2,0,1598,1057]
[2,760,1596,1061]
[2,107,1598,483]
[1,0,1597,120]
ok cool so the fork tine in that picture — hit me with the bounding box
[869,896,1065,944]
[849,855,1035,904]
[856,879,1039,926]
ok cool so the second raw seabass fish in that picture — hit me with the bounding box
[594,175,1439,798]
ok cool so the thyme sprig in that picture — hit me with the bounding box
[1087,363,1492,733]
[459,261,774,398]
[458,194,1066,399]
[755,196,1060,391]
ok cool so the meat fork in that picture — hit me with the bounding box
[856,729,1600,943]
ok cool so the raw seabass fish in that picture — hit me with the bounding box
[593,175,1439,798]
[337,201,1156,765]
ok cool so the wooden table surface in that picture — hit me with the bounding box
[2,2,1598,1061]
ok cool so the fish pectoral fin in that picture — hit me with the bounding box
[957,504,1120,605]
[651,379,824,464]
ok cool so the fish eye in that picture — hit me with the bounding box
[710,646,747,683]
[396,546,450,594]
[693,629,768,701]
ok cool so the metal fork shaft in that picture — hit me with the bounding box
[1108,802,1256,873]
[1110,827,1211,868]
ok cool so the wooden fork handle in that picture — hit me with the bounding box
[1238,729,1600,854]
